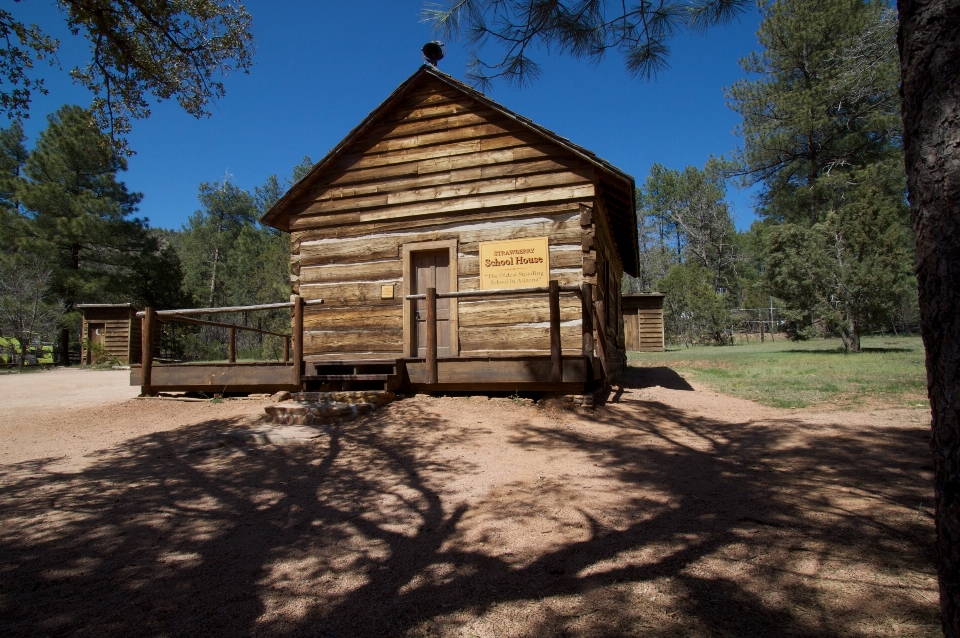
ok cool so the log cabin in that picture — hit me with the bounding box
[259,64,638,394]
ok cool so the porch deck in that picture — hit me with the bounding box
[130,355,594,395]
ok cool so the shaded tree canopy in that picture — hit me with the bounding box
[0,0,254,147]
[423,0,751,87]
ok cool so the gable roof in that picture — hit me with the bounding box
[262,64,638,275]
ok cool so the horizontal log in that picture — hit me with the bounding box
[129,364,297,391]
[137,300,323,317]
[329,131,550,175]
[459,295,581,327]
[305,352,404,362]
[406,357,588,385]
[289,183,595,230]
[380,99,475,126]
[303,329,403,353]
[299,259,403,285]
[295,170,593,217]
[299,282,405,306]
[398,82,465,106]
[304,157,591,205]
[296,209,581,264]
[307,143,565,194]
[155,314,290,337]
[356,121,518,156]
[458,325,583,353]
[364,110,492,142]
[406,284,581,300]
[303,305,403,331]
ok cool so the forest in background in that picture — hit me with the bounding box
[626,0,917,352]
[0,104,308,364]
[0,0,918,362]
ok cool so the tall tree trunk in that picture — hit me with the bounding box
[897,2,960,635]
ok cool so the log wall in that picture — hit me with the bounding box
[284,75,624,366]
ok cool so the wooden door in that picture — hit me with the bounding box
[624,311,640,351]
[413,250,451,357]
[87,323,105,363]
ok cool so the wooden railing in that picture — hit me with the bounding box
[136,297,323,393]
[406,281,595,385]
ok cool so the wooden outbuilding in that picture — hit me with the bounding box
[78,303,141,365]
[622,293,665,352]
[259,65,639,393]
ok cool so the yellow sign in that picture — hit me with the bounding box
[478,237,550,290]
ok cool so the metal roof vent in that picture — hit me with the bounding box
[422,41,445,67]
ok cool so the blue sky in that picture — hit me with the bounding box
[13,1,765,231]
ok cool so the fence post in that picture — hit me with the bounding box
[581,282,594,379]
[283,336,290,363]
[426,287,438,384]
[227,326,236,363]
[141,307,155,396]
[293,296,304,388]
[549,280,562,383]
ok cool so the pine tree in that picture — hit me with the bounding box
[179,179,257,308]
[728,0,911,351]
[15,105,148,310]
[727,0,901,225]
[0,121,28,250]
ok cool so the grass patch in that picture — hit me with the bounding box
[628,335,928,409]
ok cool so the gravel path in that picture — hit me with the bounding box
[0,366,939,637]
[1,368,140,415]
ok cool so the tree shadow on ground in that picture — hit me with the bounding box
[616,366,695,392]
[0,395,937,637]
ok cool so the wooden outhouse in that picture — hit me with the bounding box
[623,293,665,352]
[261,65,639,393]
[78,304,141,365]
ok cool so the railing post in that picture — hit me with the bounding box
[293,296,304,388]
[227,326,236,363]
[581,282,594,379]
[549,280,562,383]
[283,336,290,363]
[141,307,155,396]
[426,287,438,384]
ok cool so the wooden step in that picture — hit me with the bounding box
[303,374,392,381]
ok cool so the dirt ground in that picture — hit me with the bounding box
[0,367,939,637]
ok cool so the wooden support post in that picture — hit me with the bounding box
[426,287,438,384]
[581,282,594,367]
[293,296,304,388]
[283,336,290,363]
[549,279,562,383]
[141,307,155,395]
[227,327,236,363]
